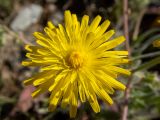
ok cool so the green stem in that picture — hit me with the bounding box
[131,51,160,61]
[134,56,160,71]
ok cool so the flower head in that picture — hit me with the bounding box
[22,10,130,117]
[153,39,160,47]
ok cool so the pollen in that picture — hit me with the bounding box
[68,51,84,69]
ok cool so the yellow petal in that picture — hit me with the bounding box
[69,82,78,118]
[89,15,101,31]
[33,32,48,41]
[61,83,72,108]
[80,15,89,31]
[47,21,55,29]
[31,88,43,98]
[95,20,110,37]
[87,85,100,113]
[90,30,115,49]
[49,91,62,111]
[93,70,115,93]
[23,71,53,85]
[101,71,126,90]
[49,70,68,91]
[106,66,131,75]
[78,83,86,102]
[32,78,54,98]
[97,36,125,51]
[100,51,129,57]
[22,60,42,66]
[69,105,77,118]
[65,10,72,27]
[83,70,113,105]
[41,65,64,71]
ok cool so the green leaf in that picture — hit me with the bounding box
[139,34,160,52]
[0,26,4,46]
[134,56,160,71]
[0,96,16,105]
[133,28,160,47]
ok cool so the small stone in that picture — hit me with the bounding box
[10,4,43,31]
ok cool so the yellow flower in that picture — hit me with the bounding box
[22,10,130,117]
[153,39,160,47]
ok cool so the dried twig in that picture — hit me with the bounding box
[133,6,160,40]
[123,0,130,55]
[2,25,32,45]
[63,0,73,10]
[121,0,132,120]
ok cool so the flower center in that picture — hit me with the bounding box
[68,51,83,69]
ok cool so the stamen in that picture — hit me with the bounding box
[68,51,83,69]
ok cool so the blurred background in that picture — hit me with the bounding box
[0,0,160,120]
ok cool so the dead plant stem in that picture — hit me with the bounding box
[121,0,132,120]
